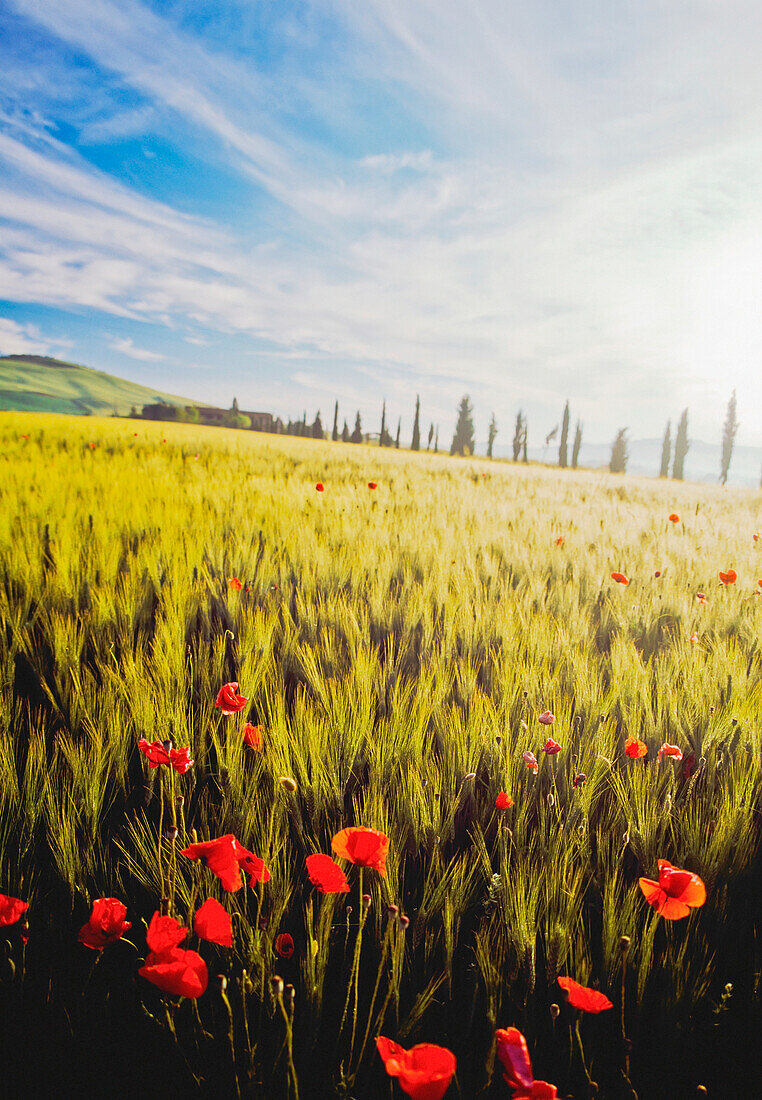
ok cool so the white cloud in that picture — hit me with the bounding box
[108,336,166,361]
[0,316,68,356]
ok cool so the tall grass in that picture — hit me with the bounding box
[1,411,762,1097]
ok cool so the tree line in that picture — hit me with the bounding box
[138,388,745,484]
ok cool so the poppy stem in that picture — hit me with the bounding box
[573,1016,595,1094]
[351,918,395,1078]
[168,769,177,916]
[157,769,165,901]
[276,990,300,1100]
[220,982,241,1099]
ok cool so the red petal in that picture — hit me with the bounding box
[194,898,233,947]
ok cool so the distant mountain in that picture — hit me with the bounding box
[492,436,762,488]
[0,355,200,417]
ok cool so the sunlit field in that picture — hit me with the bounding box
[2,412,762,1099]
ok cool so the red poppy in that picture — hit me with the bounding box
[719,569,737,585]
[305,854,350,894]
[78,897,131,950]
[538,710,555,725]
[215,682,248,715]
[275,932,295,958]
[89,442,96,450]
[243,723,263,750]
[315,482,324,492]
[555,536,565,546]
[138,739,194,774]
[754,532,760,542]
[181,834,271,891]
[331,827,389,876]
[229,577,243,591]
[376,1037,456,1100]
[689,632,698,644]
[146,910,188,954]
[522,751,538,774]
[368,482,378,490]
[495,791,514,810]
[654,570,662,578]
[668,513,680,524]
[638,859,706,920]
[573,773,586,788]
[696,592,707,604]
[139,947,208,998]
[624,738,647,759]
[557,977,613,1013]
[0,893,29,926]
[542,739,561,755]
[657,743,683,761]
[494,1028,557,1098]
[611,572,629,585]
[194,898,233,947]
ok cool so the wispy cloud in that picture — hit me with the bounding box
[0,316,69,357]
[108,336,165,361]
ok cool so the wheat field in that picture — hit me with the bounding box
[1,411,761,1099]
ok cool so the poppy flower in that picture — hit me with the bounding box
[611,572,629,585]
[146,910,188,954]
[331,827,389,876]
[315,483,324,492]
[557,977,613,1014]
[275,932,295,958]
[522,751,538,774]
[181,834,271,891]
[638,859,706,920]
[194,898,233,947]
[494,1027,557,1098]
[542,739,561,755]
[139,947,208,999]
[243,723,263,750]
[215,682,248,715]
[719,569,737,585]
[689,632,698,644]
[696,592,707,604]
[624,738,647,760]
[20,434,29,440]
[573,773,586,788]
[0,893,29,926]
[657,743,683,761]
[683,752,697,780]
[668,513,680,524]
[78,897,131,950]
[376,1037,456,1100]
[368,482,378,490]
[305,854,350,894]
[538,710,555,725]
[229,577,242,591]
[138,739,194,774]
[495,791,514,810]
[555,536,565,547]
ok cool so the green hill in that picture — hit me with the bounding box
[0,355,200,416]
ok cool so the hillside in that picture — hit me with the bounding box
[0,355,200,416]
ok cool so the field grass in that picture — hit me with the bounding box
[2,410,762,1099]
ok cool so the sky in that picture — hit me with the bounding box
[1,0,762,447]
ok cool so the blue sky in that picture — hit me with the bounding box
[2,0,762,447]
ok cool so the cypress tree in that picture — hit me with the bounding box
[379,401,386,447]
[559,401,570,467]
[411,396,421,451]
[427,423,434,451]
[350,411,363,444]
[672,409,689,480]
[487,413,498,459]
[659,421,671,477]
[512,412,524,462]
[450,395,475,456]
[341,419,349,443]
[720,390,739,485]
[331,400,339,442]
[395,418,401,449]
[609,428,628,473]
[434,427,439,453]
[571,420,582,468]
[312,411,323,439]
[521,426,528,463]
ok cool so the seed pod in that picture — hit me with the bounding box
[549,1003,560,1021]
[280,776,298,792]
[271,975,284,996]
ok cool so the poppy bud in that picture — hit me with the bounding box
[709,705,715,715]
[162,739,173,753]
[549,1003,560,1021]
[271,975,284,996]
[732,717,738,726]
[464,772,477,781]
[362,893,372,911]
[520,720,528,731]
[619,935,631,952]
[696,1088,708,1096]
[398,914,410,930]
[176,795,184,808]
[346,906,352,916]
[577,824,585,836]
[523,690,528,699]
[217,974,228,992]
[495,736,502,744]
[387,904,399,917]
[724,982,733,995]
[285,983,295,1006]
[280,776,298,792]
[165,825,179,841]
